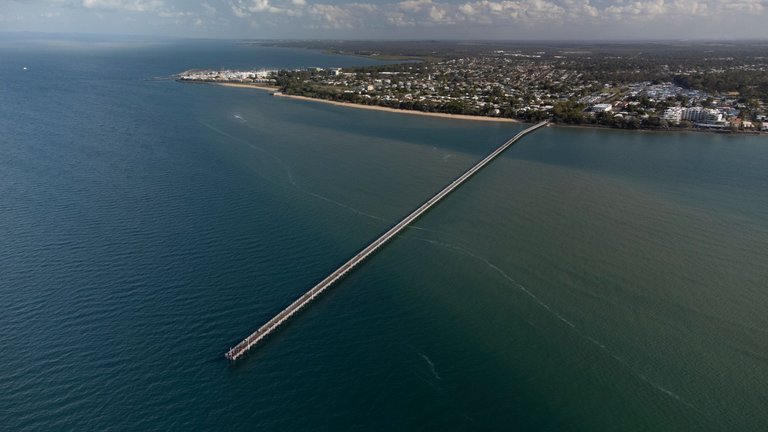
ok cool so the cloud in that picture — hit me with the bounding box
[429,5,447,21]
[29,0,765,30]
[3,0,767,38]
[230,0,306,19]
[598,0,767,21]
[225,0,665,29]
[307,3,353,28]
[672,0,710,16]
[397,0,435,13]
[722,0,765,13]
[604,0,666,20]
[81,0,164,12]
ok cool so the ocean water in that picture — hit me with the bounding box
[1,37,767,431]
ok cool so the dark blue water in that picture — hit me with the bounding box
[2,37,767,431]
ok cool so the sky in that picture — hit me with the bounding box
[1,0,767,40]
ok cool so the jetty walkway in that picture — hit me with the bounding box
[225,120,548,361]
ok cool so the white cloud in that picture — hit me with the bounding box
[599,0,766,21]
[672,0,710,16]
[429,5,447,21]
[230,0,304,17]
[307,3,358,28]
[81,0,164,12]
[605,0,666,20]
[722,0,765,13]
[452,1,569,23]
[384,11,412,25]
[397,0,434,13]
[218,0,768,33]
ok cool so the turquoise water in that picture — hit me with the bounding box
[1,38,767,431]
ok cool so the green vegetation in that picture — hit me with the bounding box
[266,40,768,132]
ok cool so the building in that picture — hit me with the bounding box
[682,107,722,123]
[662,107,683,123]
[592,103,613,113]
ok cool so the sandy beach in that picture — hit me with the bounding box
[213,84,761,134]
[273,94,521,123]
[218,83,520,123]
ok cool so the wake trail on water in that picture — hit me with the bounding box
[419,353,442,380]
[405,234,707,418]
[201,121,298,187]
[201,120,436,232]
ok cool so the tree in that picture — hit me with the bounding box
[551,101,586,124]
[626,117,641,129]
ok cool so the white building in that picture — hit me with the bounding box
[662,107,683,123]
[592,103,613,113]
[682,107,722,123]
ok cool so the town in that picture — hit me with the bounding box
[179,44,768,132]
[178,68,277,84]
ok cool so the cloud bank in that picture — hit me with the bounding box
[227,0,766,28]
[1,0,766,39]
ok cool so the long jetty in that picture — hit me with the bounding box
[225,120,549,361]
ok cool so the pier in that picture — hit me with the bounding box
[225,121,548,361]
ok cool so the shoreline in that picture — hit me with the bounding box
[216,82,281,92]
[272,93,521,123]
[549,121,765,135]
[273,94,761,134]
[212,83,764,134]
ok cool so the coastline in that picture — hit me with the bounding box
[272,93,520,123]
[216,82,282,92]
[549,121,765,135]
[271,94,758,134]
[195,80,519,123]
[212,83,763,134]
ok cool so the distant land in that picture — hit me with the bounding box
[180,40,768,133]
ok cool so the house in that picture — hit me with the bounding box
[593,103,613,113]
